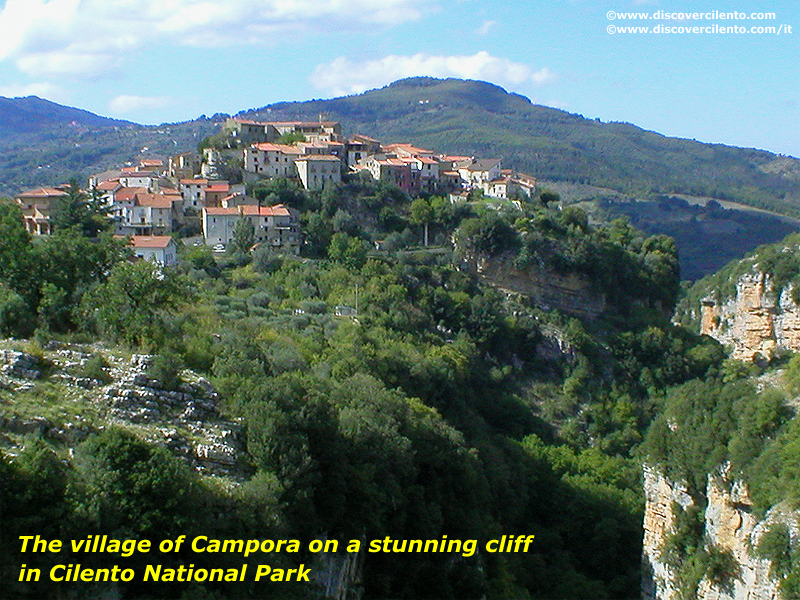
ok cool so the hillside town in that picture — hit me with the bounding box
[13,118,537,264]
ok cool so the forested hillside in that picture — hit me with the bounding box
[0,177,729,599]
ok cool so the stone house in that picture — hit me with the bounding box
[15,186,69,235]
[295,155,342,190]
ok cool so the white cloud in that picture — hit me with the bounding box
[0,0,433,78]
[311,52,557,96]
[17,48,122,79]
[108,95,171,114]
[476,20,496,35]
[0,81,68,101]
[531,67,557,85]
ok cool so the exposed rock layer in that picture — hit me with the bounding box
[701,273,800,361]
[643,465,795,600]
[459,251,606,319]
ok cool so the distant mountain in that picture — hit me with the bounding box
[1,79,799,222]
[0,98,219,196]
[242,77,800,216]
[0,96,132,135]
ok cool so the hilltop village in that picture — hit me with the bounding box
[13,118,537,264]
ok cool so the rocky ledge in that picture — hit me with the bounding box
[0,342,246,478]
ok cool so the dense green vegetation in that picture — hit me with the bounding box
[638,357,800,599]
[1,177,729,599]
[589,195,800,281]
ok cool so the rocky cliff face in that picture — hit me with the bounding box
[459,251,606,319]
[700,272,800,362]
[643,464,795,600]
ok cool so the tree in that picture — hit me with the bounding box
[410,197,434,246]
[0,284,34,338]
[230,215,255,255]
[328,232,367,269]
[0,202,37,304]
[276,131,306,145]
[539,190,560,208]
[51,179,109,237]
[81,260,190,348]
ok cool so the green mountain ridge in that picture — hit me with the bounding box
[1,77,798,216]
[243,77,800,215]
[0,95,133,134]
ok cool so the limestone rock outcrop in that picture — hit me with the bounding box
[0,342,244,477]
[643,464,795,600]
[700,272,800,362]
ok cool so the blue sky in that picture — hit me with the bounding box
[0,0,797,156]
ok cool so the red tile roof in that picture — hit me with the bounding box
[135,193,173,209]
[115,187,149,202]
[129,235,173,249]
[204,204,291,217]
[18,187,68,198]
[252,143,302,154]
[96,180,121,191]
[234,118,339,128]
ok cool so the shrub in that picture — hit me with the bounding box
[146,352,183,391]
[78,354,113,384]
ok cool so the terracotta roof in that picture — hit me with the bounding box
[270,120,339,128]
[135,193,173,209]
[139,159,164,167]
[377,158,409,167]
[204,204,291,217]
[129,235,173,249]
[235,118,339,128]
[251,143,303,154]
[18,187,69,198]
[205,183,231,192]
[408,156,439,165]
[179,178,209,186]
[233,118,267,126]
[295,155,341,162]
[96,180,121,191]
[350,134,380,143]
[383,143,433,155]
[115,187,149,202]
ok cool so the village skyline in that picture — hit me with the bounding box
[0,1,796,157]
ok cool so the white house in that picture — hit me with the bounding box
[295,155,342,191]
[179,179,209,208]
[243,143,301,178]
[128,236,177,266]
[202,204,301,253]
[457,158,503,187]
[115,192,173,236]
